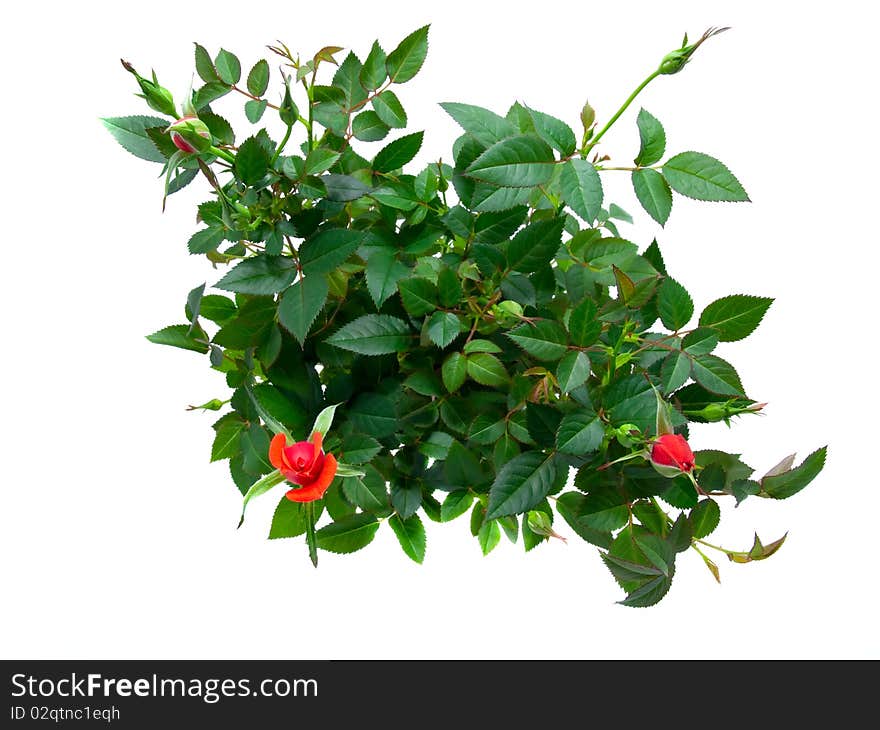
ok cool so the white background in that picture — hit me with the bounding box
[1,0,876,659]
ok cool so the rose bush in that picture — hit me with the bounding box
[103,26,826,605]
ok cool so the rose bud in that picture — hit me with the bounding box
[650,433,695,478]
[269,431,338,503]
[658,27,729,75]
[167,116,213,154]
[120,59,177,117]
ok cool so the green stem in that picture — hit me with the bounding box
[583,69,660,157]
[270,124,293,166]
[208,146,235,164]
[305,502,318,568]
[695,537,735,556]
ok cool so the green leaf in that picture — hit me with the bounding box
[299,228,364,276]
[326,314,412,355]
[342,475,388,512]
[437,268,462,308]
[234,136,271,186]
[427,312,462,349]
[102,116,167,163]
[389,514,426,563]
[506,320,569,360]
[560,159,603,222]
[604,375,656,433]
[728,533,788,563]
[556,411,604,455]
[193,82,231,110]
[246,59,270,96]
[467,353,509,387]
[555,493,613,549]
[365,249,409,308]
[238,470,286,528]
[419,431,454,460]
[442,352,468,393]
[441,490,474,522]
[305,148,341,175]
[486,451,558,520]
[372,90,407,128]
[465,134,555,187]
[373,131,423,172]
[469,414,506,445]
[692,354,744,396]
[478,518,502,555]
[215,256,297,295]
[658,277,694,330]
[320,174,370,203]
[698,295,774,342]
[682,327,719,355]
[567,298,602,347]
[194,43,218,82]
[632,168,673,226]
[391,483,421,519]
[663,151,749,202]
[506,217,564,273]
[386,25,430,83]
[526,105,576,156]
[690,499,721,539]
[618,573,674,608]
[214,48,241,84]
[268,497,307,539]
[146,324,208,353]
[761,447,827,500]
[352,111,390,141]
[340,435,383,465]
[316,513,380,554]
[211,420,245,461]
[440,102,515,147]
[556,351,591,393]
[660,352,692,394]
[188,225,225,255]
[634,108,666,166]
[278,275,329,345]
[360,41,387,90]
[526,404,562,448]
[398,277,438,317]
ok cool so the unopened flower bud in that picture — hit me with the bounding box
[650,433,695,478]
[121,59,177,117]
[580,100,595,131]
[280,76,299,126]
[167,116,213,154]
[657,27,729,76]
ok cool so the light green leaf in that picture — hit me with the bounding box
[238,470,286,528]
[690,499,721,539]
[389,514,426,563]
[299,228,364,276]
[352,111,390,141]
[246,59,270,96]
[632,168,672,226]
[698,295,773,342]
[278,275,329,345]
[194,43,218,82]
[234,136,271,186]
[634,108,666,166]
[526,105,576,156]
[372,89,407,128]
[506,320,569,360]
[761,447,827,500]
[427,311,463,349]
[556,351,590,393]
[682,327,719,355]
[146,324,208,353]
[440,102,516,147]
[660,351,692,393]
[692,354,744,396]
[211,420,244,462]
[486,451,558,520]
[305,148,341,175]
[326,314,412,355]
[663,151,749,202]
[315,513,380,553]
[102,116,168,163]
[215,256,297,295]
[506,217,564,273]
[465,134,555,187]
[360,41,387,90]
[441,490,474,522]
[567,298,602,347]
[658,277,694,330]
[366,249,409,308]
[560,159,603,222]
[373,131,423,172]
[556,411,604,455]
[342,475,388,512]
[467,353,509,387]
[442,352,468,393]
[268,497,307,539]
[386,25,430,83]
[398,277,438,317]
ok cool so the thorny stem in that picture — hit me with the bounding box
[583,69,660,157]
[232,85,280,111]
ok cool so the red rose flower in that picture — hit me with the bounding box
[269,431,338,503]
[650,433,695,472]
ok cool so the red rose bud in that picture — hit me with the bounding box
[167,116,213,154]
[650,433,695,477]
[120,59,177,117]
[269,431,338,503]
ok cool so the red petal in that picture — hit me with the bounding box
[268,433,287,471]
[285,484,321,502]
[310,454,338,498]
[284,440,317,471]
[310,431,323,453]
